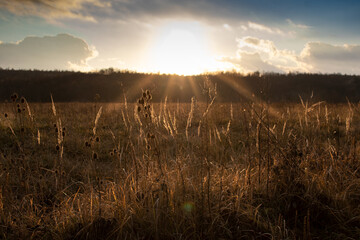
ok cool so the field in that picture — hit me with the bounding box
[0,91,360,239]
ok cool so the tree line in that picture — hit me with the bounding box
[0,69,359,103]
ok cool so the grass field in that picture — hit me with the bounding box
[0,91,360,239]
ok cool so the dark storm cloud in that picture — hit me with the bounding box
[0,33,97,70]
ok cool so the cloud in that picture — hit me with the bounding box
[286,19,311,29]
[230,36,307,73]
[223,36,360,74]
[240,21,289,36]
[0,0,109,21]
[0,0,250,25]
[247,22,284,35]
[301,42,360,74]
[223,23,232,31]
[0,33,98,71]
[222,52,282,73]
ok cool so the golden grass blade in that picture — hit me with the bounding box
[50,94,57,117]
[37,129,41,145]
[93,106,103,135]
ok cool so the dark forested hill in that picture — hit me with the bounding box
[1,69,359,103]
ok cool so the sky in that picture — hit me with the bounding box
[0,0,360,75]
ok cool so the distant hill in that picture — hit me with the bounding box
[0,69,359,103]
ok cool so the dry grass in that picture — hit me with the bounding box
[0,92,360,239]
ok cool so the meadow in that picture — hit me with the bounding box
[0,90,359,239]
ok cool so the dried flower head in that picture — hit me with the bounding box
[55,145,60,151]
[93,152,98,159]
[11,93,18,101]
[4,113,8,118]
[95,136,100,142]
[20,97,25,103]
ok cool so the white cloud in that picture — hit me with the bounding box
[301,42,360,74]
[241,21,287,36]
[222,52,282,73]
[223,23,232,31]
[286,19,311,29]
[233,36,308,73]
[223,36,360,74]
[0,33,98,71]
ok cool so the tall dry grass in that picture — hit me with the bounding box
[0,91,359,239]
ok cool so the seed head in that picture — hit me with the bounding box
[4,113,8,118]
[11,93,18,101]
[17,108,21,113]
[137,106,141,112]
[20,97,25,103]
[55,145,60,151]
[142,92,146,98]
[93,152,98,159]
[20,127,24,133]
[95,136,100,142]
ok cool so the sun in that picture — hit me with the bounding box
[149,22,217,75]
